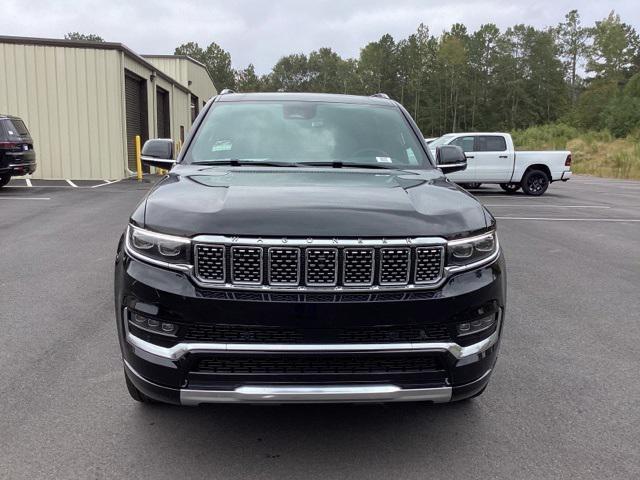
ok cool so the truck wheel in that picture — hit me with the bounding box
[459,183,481,189]
[125,370,158,404]
[0,174,10,188]
[521,170,549,196]
[500,183,521,194]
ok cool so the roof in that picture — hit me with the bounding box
[0,35,190,94]
[0,114,22,119]
[141,54,208,70]
[216,92,397,105]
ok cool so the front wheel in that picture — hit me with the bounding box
[521,170,549,196]
[460,182,482,189]
[500,183,521,194]
[0,174,10,188]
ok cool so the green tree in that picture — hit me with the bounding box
[357,34,399,96]
[587,11,640,81]
[175,41,235,89]
[601,95,640,137]
[307,48,348,93]
[267,53,310,91]
[437,29,468,132]
[64,32,104,42]
[556,10,588,101]
[234,64,262,91]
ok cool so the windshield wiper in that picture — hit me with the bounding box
[192,159,298,167]
[295,161,403,170]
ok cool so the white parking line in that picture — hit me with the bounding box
[25,178,32,187]
[91,179,121,188]
[65,179,78,188]
[0,197,50,201]
[484,205,611,209]
[495,216,640,222]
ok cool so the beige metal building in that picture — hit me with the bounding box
[0,36,216,180]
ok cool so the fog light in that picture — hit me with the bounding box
[161,323,175,333]
[457,315,496,337]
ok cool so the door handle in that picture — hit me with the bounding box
[466,155,475,159]
[499,155,508,158]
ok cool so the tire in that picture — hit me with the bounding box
[459,182,481,189]
[0,174,10,188]
[521,169,549,196]
[125,370,158,404]
[500,183,521,194]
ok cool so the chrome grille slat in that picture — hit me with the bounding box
[193,238,446,290]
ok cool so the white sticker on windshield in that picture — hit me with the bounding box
[8,130,14,135]
[376,156,392,163]
[211,140,232,152]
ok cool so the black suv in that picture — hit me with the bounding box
[0,115,36,188]
[115,92,505,405]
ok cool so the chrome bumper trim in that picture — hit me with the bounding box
[180,384,452,405]
[124,313,501,362]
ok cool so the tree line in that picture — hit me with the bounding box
[67,9,640,138]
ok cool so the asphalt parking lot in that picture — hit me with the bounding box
[1,175,639,479]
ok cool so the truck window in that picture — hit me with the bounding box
[450,136,475,152]
[476,136,507,152]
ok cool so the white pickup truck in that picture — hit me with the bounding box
[428,132,572,195]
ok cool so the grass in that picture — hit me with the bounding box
[512,124,640,180]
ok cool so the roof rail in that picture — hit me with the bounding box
[219,88,236,95]
[370,93,390,99]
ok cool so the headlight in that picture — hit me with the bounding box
[447,231,498,269]
[127,225,191,266]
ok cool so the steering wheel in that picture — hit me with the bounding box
[348,148,391,159]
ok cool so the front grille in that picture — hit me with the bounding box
[231,247,262,284]
[343,248,374,285]
[195,353,443,375]
[194,239,446,289]
[181,322,452,344]
[268,248,300,285]
[195,245,225,283]
[415,247,444,283]
[305,248,338,285]
[379,248,411,284]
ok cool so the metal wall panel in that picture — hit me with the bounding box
[0,43,124,179]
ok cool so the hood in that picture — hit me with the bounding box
[140,166,488,238]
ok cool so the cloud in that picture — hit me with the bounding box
[3,0,639,74]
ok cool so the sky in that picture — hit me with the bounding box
[3,0,638,74]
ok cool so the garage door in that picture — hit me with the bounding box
[125,73,148,172]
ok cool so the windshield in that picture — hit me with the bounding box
[427,134,455,148]
[183,101,433,169]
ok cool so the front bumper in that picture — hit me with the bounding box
[116,249,506,405]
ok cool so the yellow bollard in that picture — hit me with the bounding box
[135,135,142,182]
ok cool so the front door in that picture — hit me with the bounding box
[473,135,513,182]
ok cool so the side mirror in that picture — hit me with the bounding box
[141,139,175,169]
[436,145,467,173]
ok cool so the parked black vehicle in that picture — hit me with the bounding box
[0,114,36,188]
[115,92,506,405]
